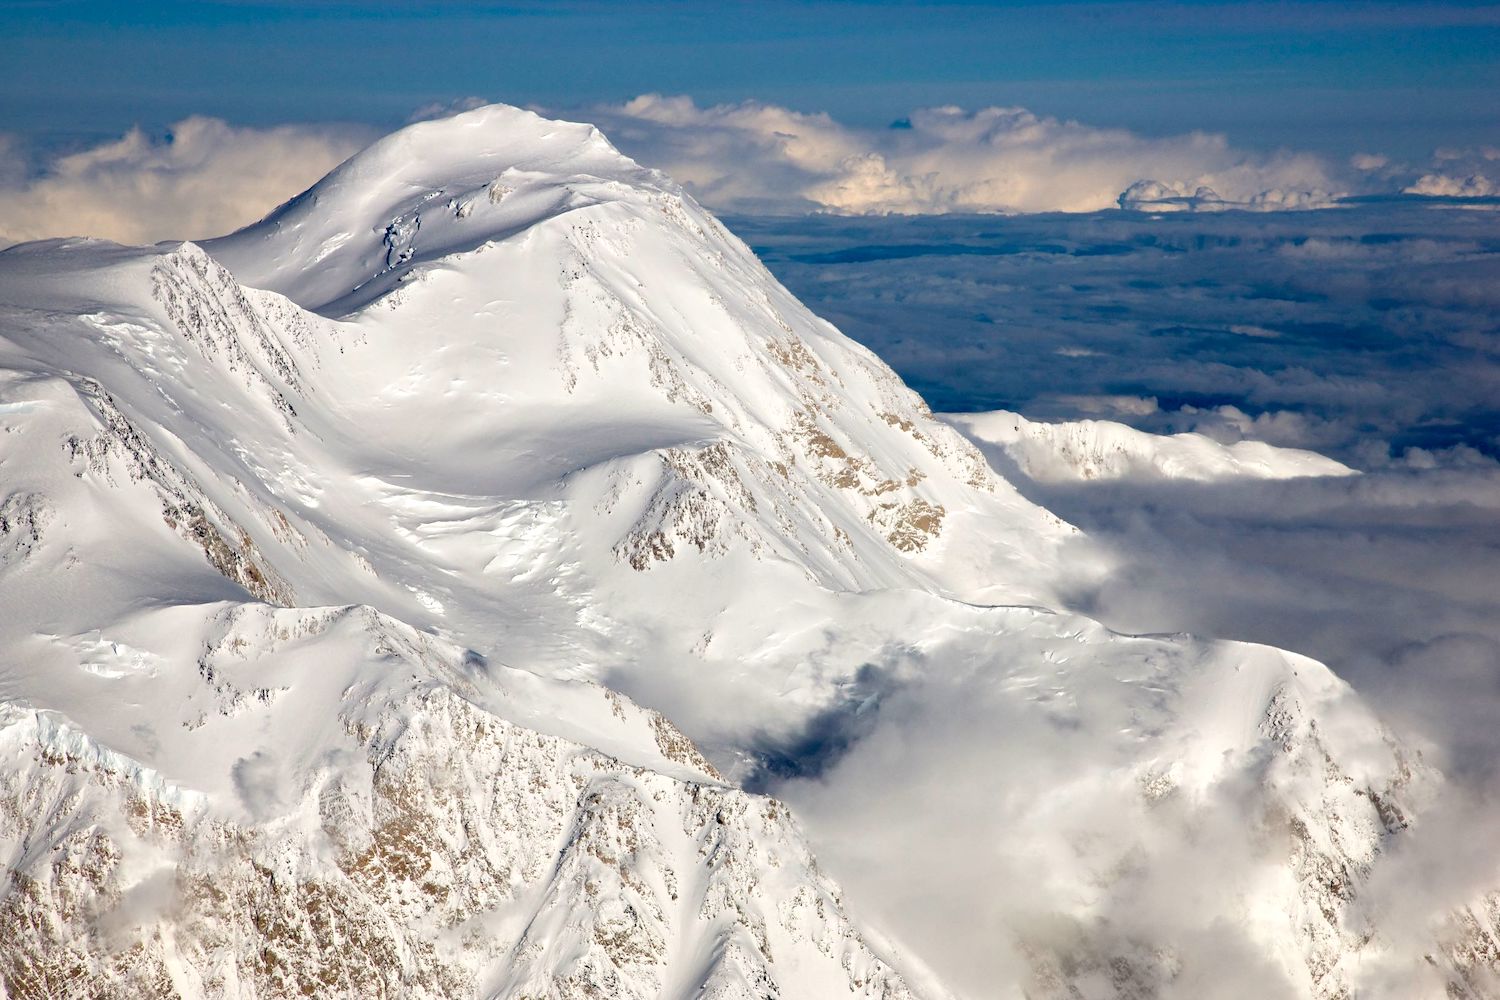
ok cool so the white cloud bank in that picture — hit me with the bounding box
[589,94,1349,214]
[0,117,370,248]
[1,99,1495,250]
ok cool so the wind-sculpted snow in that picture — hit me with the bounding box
[0,103,1495,998]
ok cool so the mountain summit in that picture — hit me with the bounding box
[0,104,1493,999]
[208,105,655,312]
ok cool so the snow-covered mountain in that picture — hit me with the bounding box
[0,104,1494,999]
[945,410,1355,483]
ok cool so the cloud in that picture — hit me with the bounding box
[589,94,1349,214]
[0,116,372,248]
[1396,146,1500,199]
[1050,394,1161,417]
[1006,460,1500,997]
[1405,172,1499,198]
[753,434,1500,997]
[406,95,491,123]
[231,749,289,821]
[763,583,1444,997]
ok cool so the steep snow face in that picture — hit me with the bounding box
[0,104,1493,999]
[946,410,1357,483]
[206,104,1065,603]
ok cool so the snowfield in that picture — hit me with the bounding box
[0,104,1495,999]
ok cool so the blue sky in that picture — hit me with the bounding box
[3,0,1497,159]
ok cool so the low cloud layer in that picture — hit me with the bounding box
[588,95,1500,216]
[0,117,370,248]
[739,205,1500,464]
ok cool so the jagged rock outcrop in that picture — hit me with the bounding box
[0,606,914,1000]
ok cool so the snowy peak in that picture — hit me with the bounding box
[199,102,1074,605]
[209,103,664,313]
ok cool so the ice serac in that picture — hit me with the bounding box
[0,103,1494,999]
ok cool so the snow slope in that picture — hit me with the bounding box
[1,104,1494,999]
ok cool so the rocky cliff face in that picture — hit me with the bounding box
[0,604,915,1000]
